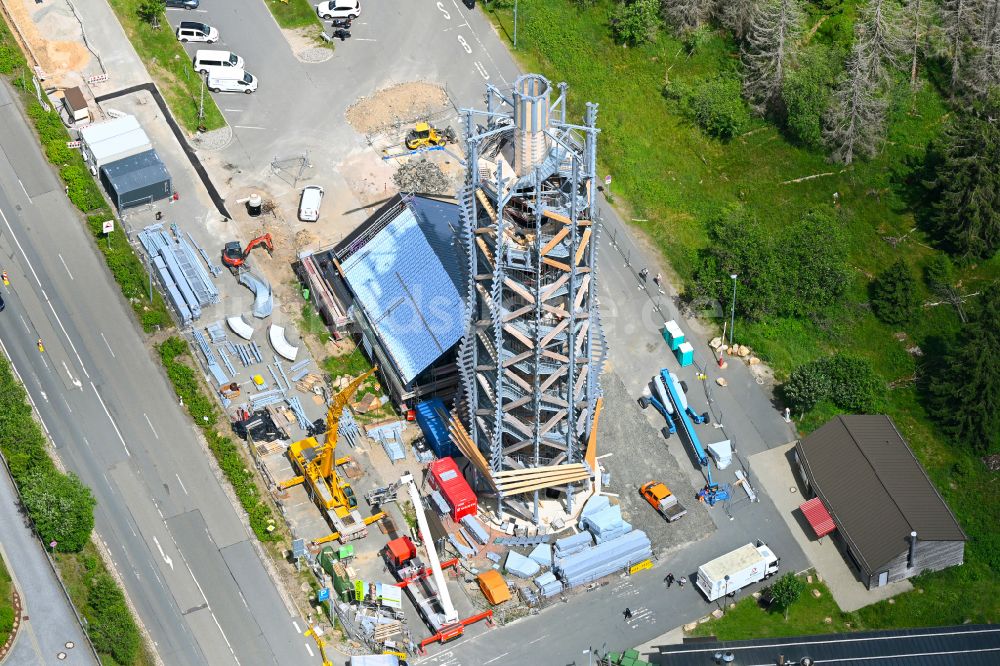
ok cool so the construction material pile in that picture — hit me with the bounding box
[554,530,652,587]
[579,495,633,543]
[392,159,449,194]
[139,223,220,324]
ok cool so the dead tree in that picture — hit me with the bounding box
[741,0,803,113]
[718,0,759,41]
[661,0,716,32]
[968,0,1000,97]
[901,0,939,87]
[860,0,903,89]
[940,0,975,95]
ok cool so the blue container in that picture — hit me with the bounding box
[415,398,457,458]
[675,341,694,367]
[662,320,685,351]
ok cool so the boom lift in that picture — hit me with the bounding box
[221,233,273,272]
[280,367,385,543]
[384,473,492,651]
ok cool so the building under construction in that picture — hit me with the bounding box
[450,75,607,522]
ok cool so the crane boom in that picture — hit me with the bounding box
[400,472,458,625]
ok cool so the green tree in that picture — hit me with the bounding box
[924,93,1000,259]
[782,208,850,315]
[610,0,661,46]
[823,354,885,413]
[870,259,919,326]
[136,0,165,25]
[782,361,833,414]
[925,286,1000,453]
[676,74,751,140]
[781,44,839,150]
[767,572,805,619]
[88,574,141,665]
[923,254,955,291]
[20,470,95,552]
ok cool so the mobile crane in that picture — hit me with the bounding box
[383,473,492,651]
[280,367,385,543]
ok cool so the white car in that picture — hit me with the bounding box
[315,0,360,20]
[176,21,219,43]
[298,186,324,222]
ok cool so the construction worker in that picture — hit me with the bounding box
[37,338,44,353]
[2,270,8,285]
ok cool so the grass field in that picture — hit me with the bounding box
[486,0,1000,633]
[265,0,324,31]
[0,554,13,650]
[104,2,226,132]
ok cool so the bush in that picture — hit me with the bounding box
[20,470,96,553]
[0,43,26,75]
[610,0,660,46]
[767,572,805,619]
[782,45,839,150]
[671,74,750,140]
[87,574,141,665]
[923,254,955,291]
[870,259,919,326]
[782,353,885,415]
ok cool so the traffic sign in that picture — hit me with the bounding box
[102,220,114,234]
[604,174,612,186]
[317,587,330,602]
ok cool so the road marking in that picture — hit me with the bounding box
[144,413,159,439]
[304,644,314,658]
[152,536,174,570]
[17,314,29,334]
[175,473,188,495]
[39,389,48,402]
[62,396,72,413]
[57,253,74,280]
[18,179,31,202]
[41,288,90,379]
[475,61,490,80]
[100,332,116,358]
[436,1,451,19]
[223,108,244,112]
[62,361,82,388]
[90,381,130,456]
[353,37,377,41]
[458,35,472,53]
[528,635,547,644]
[292,621,301,633]
[483,653,508,665]
[83,436,92,451]
[234,125,267,130]
[0,206,42,287]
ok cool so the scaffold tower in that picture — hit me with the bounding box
[452,74,607,522]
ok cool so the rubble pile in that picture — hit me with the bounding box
[393,159,449,194]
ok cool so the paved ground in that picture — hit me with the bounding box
[750,443,913,611]
[0,464,97,666]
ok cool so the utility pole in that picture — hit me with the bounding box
[198,77,205,126]
[729,274,738,348]
[513,0,518,48]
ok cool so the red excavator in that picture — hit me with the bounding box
[221,233,273,273]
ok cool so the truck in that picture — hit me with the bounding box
[696,541,780,601]
[640,481,687,522]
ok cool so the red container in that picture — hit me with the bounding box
[428,457,477,522]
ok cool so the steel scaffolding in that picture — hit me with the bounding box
[456,74,607,522]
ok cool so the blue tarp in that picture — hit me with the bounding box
[505,551,541,578]
[528,543,552,567]
[415,398,457,458]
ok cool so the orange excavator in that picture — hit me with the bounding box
[221,233,273,273]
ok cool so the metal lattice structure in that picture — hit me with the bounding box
[455,75,607,521]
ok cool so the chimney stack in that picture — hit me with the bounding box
[908,530,918,568]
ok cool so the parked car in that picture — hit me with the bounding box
[193,49,244,75]
[298,186,324,222]
[165,0,200,9]
[176,21,218,43]
[315,0,360,20]
[207,70,257,94]
[0,293,5,312]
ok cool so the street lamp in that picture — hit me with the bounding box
[729,274,738,348]
[724,574,730,599]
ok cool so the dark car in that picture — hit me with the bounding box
[0,293,5,312]
[166,0,200,9]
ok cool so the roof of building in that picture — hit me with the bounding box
[100,150,171,196]
[340,195,463,384]
[63,86,87,113]
[796,415,965,574]
[649,625,1000,665]
[80,115,151,164]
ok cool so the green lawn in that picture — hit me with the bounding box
[0,553,13,649]
[485,0,1000,635]
[104,3,225,132]
[264,0,324,31]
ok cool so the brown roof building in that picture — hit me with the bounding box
[794,415,966,588]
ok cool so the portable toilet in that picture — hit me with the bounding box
[675,341,694,367]
[662,320,685,350]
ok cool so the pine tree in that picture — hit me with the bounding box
[924,92,1000,259]
[859,0,903,90]
[967,0,1000,98]
[742,0,804,113]
[823,23,888,164]
[940,0,975,95]
[718,0,758,41]
[870,259,920,325]
[661,0,715,32]
[901,0,938,87]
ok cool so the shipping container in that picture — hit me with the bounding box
[428,457,477,522]
[415,398,458,458]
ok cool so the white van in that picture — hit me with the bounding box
[176,21,218,43]
[298,186,324,222]
[193,50,244,75]
[207,70,258,94]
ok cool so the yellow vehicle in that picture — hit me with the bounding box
[404,122,456,150]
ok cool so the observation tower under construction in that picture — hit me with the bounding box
[448,74,607,523]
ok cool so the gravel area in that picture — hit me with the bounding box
[190,125,233,151]
[597,371,715,559]
[297,47,333,63]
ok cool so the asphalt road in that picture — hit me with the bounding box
[0,81,310,666]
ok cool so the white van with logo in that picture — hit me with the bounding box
[207,70,258,94]
[176,21,218,43]
[193,50,244,75]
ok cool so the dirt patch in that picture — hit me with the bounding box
[6,0,91,84]
[280,27,331,62]
[345,81,450,135]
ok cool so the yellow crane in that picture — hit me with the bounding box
[304,623,332,666]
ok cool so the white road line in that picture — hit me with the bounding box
[223,108,244,112]
[82,436,92,451]
[483,653,509,665]
[41,288,89,379]
[353,38,377,41]
[144,413,159,439]
[57,253,74,280]
[292,621,301,633]
[474,61,490,80]
[175,473,189,495]
[233,125,267,130]
[18,179,31,202]
[90,381,130,456]
[17,314,29,334]
[528,635,547,644]
[62,396,72,413]
[304,644,314,658]
[100,331,116,358]
[0,206,42,287]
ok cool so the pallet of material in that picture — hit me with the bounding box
[295,373,323,392]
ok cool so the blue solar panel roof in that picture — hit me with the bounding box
[341,204,464,384]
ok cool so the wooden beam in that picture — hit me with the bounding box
[542,257,571,272]
[503,277,536,304]
[494,463,588,479]
[543,209,572,225]
[502,323,534,349]
[574,228,592,266]
[541,275,568,301]
[540,318,570,347]
[503,304,534,322]
[539,227,569,257]
[585,397,602,472]
[476,189,497,221]
[496,471,592,494]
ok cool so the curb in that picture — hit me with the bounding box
[0,584,23,663]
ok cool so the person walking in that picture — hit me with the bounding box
[623,607,633,620]
[665,573,675,588]
[678,576,687,588]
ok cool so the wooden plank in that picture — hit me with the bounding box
[503,303,534,322]
[448,416,495,486]
[541,275,568,301]
[494,463,588,479]
[502,323,534,349]
[476,189,497,221]
[503,277,536,304]
[585,396,602,472]
[476,237,494,267]
[543,209,572,225]
[497,471,591,495]
[540,318,569,347]
[574,228,592,266]
[542,257,571,272]
[539,227,569,257]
